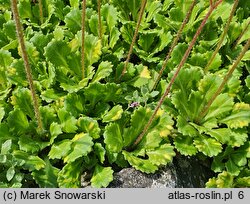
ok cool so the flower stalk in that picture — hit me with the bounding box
[233,21,250,49]
[38,0,43,24]
[120,0,147,79]
[204,0,239,73]
[98,0,102,41]
[81,0,86,79]
[11,0,43,130]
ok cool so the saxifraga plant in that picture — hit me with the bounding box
[11,0,43,130]
[129,0,224,150]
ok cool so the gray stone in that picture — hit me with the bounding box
[108,155,214,188]
[108,164,177,188]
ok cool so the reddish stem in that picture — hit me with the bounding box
[119,0,147,79]
[11,0,42,130]
[81,0,86,79]
[152,0,197,90]
[204,0,239,73]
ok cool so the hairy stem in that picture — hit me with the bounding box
[152,0,197,90]
[98,0,102,41]
[204,0,239,73]
[209,0,213,6]
[120,0,147,79]
[129,0,223,150]
[197,38,250,122]
[11,0,42,130]
[233,21,250,49]
[38,0,43,24]
[81,0,86,79]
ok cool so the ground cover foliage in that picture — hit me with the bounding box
[0,0,249,187]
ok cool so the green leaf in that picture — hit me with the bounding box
[83,34,102,68]
[176,116,199,136]
[40,106,57,130]
[122,151,158,173]
[206,171,234,188]
[194,135,222,157]
[174,135,198,156]
[170,66,203,93]
[146,144,175,166]
[7,109,29,134]
[49,140,72,160]
[18,0,32,19]
[32,158,59,188]
[50,122,62,139]
[94,143,106,164]
[11,88,35,119]
[169,7,183,22]
[138,31,158,52]
[0,49,13,68]
[44,40,70,68]
[7,59,27,86]
[64,133,93,163]
[198,74,222,101]
[225,159,241,176]
[64,8,82,33]
[208,129,248,147]
[84,82,123,106]
[220,103,250,129]
[70,0,79,8]
[170,43,188,65]
[143,131,162,150]
[13,150,45,171]
[1,139,12,154]
[104,123,124,153]
[58,109,78,133]
[145,0,162,22]
[123,107,152,147]
[18,135,49,153]
[6,166,15,181]
[92,61,113,82]
[101,4,120,48]
[64,93,84,117]
[130,65,151,88]
[102,105,123,122]
[90,164,113,188]
[57,159,82,188]
[236,177,250,187]
[78,117,101,139]
[101,4,118,31]
[188,91,204,121]
[204,93,234,122]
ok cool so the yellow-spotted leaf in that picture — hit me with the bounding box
[90,165,113,188]
[63,133,93,163]
[102,105,123,122]
[146,144,175,166]
[122,151,158,173]
[194,135,222,157]
[220,103,250,129]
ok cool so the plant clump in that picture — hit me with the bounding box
[0,0,249,188]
